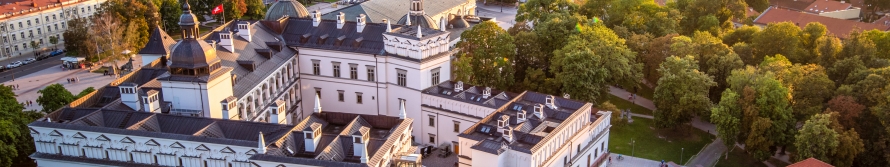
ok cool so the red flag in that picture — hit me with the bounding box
[212,4,224,15]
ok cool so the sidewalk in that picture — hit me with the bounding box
[609,154,681,167]
[609,86,657,111]
[0,44,64,64]
[684,138,726,167]
[5,65,117,111]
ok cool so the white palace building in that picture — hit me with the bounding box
[25,0,612,166]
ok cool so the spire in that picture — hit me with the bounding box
[386,19,392,33]
[440,16,447,31]
[406,12,412,26]
[313,94,322,113]
[399,99,407,119]
[416,25,422,38]
[258,131,266,154]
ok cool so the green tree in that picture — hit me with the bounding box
[454,21,515,89]
[516,0,578,23]
[653,55,716,128]
[36,84,75,113]
[795,113,839,162]
[674,0,747,35]
[752,22,802,64]
[745,0,770,12]
[600,101,625,127]
[712,89,741,159]
[722,25,760,46]
[747,116,774,160]
[510,22,546,85]
[222,0,247,21]
[828,56,867,84]
[637,34,677,83]
[245,0,265,19]
[48,36,59,49]
[159,0,182,32]
[827,95,865,129]
[816,35,843,67]
[833,127,865,167]
[63,16,97,58]
[753,72,795,154]
[785,64,835,120]
[75,87,96,99]
[0,84,42,167]
[732,42,756,65]
[799,22,828,64]
[551,24,642,103]
[841,30,879,67]
[29,41,39,57]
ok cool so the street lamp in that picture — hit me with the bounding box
[631,139,635,157]
[681,148,684,165]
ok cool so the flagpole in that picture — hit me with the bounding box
[222,3,226,25]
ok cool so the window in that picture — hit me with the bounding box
[312,60,320,75]
[47,26,51,32]
[18,22,22,28]
[45,16,49,22]
[20,32,24,39]
[367,66,375,81]
[27,20,30,26]
[349,64,358,79]
[356,93,363,104]
[11,36,14,41]
[431,68,440,85]
[397,69,407,86]
[315,88,321,99]
[577,144,581,153]
[503,130,510,136]
[338,90,344,102]
[54,24,58,31]
[37,28,41,35]
[429,116,435,127]
[354,136,362,143]
[429,135,435,143]
[453,122,460,132]
[332,62,341,77]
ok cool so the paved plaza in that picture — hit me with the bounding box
[3,57,135,111]
[609,154,683,167]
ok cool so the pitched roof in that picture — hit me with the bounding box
[281,18,388,55]
[754,7,890,38]
[803,0,852,14]
[320,0,469,23]
[770,0,817,11]
[139,26,177,55]
[787,158,834,167]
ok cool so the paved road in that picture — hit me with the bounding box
[685,138,726,167]
[0,56,63,83]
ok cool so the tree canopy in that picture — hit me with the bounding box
[36,84,75,113]
[653,55,715,128]
[0,84,42,167]
[454,21,516,89]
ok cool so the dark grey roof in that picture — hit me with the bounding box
[421,80,515,109]
[139,26,177,55]
[249,154,365,167]
[449,15,470,29]
[470,139,505,155]
[282,18,388,54]
[169,39,220,69]
[264,0,310,21]
[320,0,469,24]
[397,14,439,29]
[179,1,198,26]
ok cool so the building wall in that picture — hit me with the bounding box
[206,70,235,119]
[29,126,260,167]
[161,81,209,114]
[0,0,105,60]
[470,149,498,167]
[818,8,861,20]
[236,57,300,123]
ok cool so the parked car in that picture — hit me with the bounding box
[0,65,6,72]
[22,58,36,64]
[7,61,22,68]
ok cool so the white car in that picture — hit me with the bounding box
[22,58,36,64]
[7,61,22,68]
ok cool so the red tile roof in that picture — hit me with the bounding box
[787,158,834,167]
[804,0,853,14]
[0,0,88,21]
[770,0,817,11]
[874,14,890,26]
[754,7,890,38]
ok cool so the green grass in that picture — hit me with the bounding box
[619,83,655,100]
[91,66,109,74]
[715,146,767,167]
[605,94,653,116]
[608,118,715,164]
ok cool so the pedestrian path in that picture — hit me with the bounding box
[609,86,657,111]
[609,154,682,167]
[4,65,116,111]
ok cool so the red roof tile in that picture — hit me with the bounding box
[787,158,834,167]
[754,7,890,38]
[770,0,817,11]
[803,0,853,14]
[0,0,89,21]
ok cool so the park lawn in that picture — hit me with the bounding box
[608,118,715,164]
[715,146,766,167]
[619,83,655,100]
[605,94,653,116]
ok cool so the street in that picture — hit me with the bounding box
[0,56,63,83]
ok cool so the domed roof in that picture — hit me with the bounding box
[264,0,310,21]
[169,39,219,69]
[179,2,198,26]
[449,16,470,29]
[397,14,438,30]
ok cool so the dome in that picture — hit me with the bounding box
[264,0,310,21]
[449,16,470,29]
[169,39,219,69]
[397,14,439,30]
[179,2,198,26]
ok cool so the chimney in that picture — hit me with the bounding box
[312,10,321,27]
[270,100,285,124]
[534,104,545,120]
[384,19,392,33]
[545,95,558,110]
[221,96,237,119]
[497,115,512,141]
[503,127,514,142]
[482,87,491,98]
[303,124,322,152]
[237,60,256,71]
[258,132,266,154]
[517,109,526,123]
[563,93,570,99]
[356,14,366,33]
[237,21,251,42]
[399,99,407,119]
[336,12,345,29]
[352,130,370,163]
[497,115,509,129]
[119,82,141,111]
[218,30,234,51]
[454,81,464,92]
[440,16,447,31]
[313,94,322,113]
[142,90,161,113]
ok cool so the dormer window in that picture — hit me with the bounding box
[498,120,505,127]
[518,111,525,119]
[503,129,510,136]
[354,136,362,143]
[512,104,523,111]
[305,131,313,139]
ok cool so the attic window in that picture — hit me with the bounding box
[512,104,523,111]
[498,120,505,127]
[353,37,363,48]
[304,132,313,139]
[354,136,362,143]
[440,89,452,95]
[480,126,492,133]
[543,126,555,133]
[317,34,329,45]
[335,35,346,46]
[503,130,510,136]
[300,34,311,44]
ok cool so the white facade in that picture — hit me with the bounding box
[0,0,105,60]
